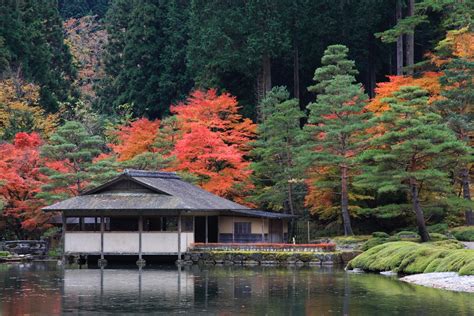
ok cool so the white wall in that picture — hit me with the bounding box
[64,232,193,254]
[65,232,101,253]
[142,232,193,253]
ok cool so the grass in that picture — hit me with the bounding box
[347,241,474,276]
[450,226,474,241]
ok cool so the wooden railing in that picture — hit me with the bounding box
[190,242,336,252]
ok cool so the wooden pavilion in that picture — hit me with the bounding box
[43,170,295,265]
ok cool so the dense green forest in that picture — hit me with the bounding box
[0,0,472,240]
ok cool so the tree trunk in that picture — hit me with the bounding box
[287,182,296,241]
[410,178,430,242]
[256,54,272,121]
[340,165,353,236]
[263,54,272,94]
[405,0,415,75]
[396,0,404,75]
[293,46,300,99]
[461,167,473,225]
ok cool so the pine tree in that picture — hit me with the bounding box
[357,86,470,241]
[434,50,474,225]
[38,121,103,202]
[251,86,306,216]
[301,45,371,236]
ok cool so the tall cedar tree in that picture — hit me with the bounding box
[38,121,103,202]
[357,86,469,242]
[251,86,305,216]
[302,45,371,236]
[434,45,474,225]
[0,0,75,112]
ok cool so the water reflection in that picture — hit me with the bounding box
[1,263,473,315]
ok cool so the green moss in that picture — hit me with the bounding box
[428,233,449,241]
[361,237,387,251]
[372,232,390,238]
[450,226,474,241]
[332,235,371,245]
[0,251,10,257]
[427,223,449,234]
[347,241,474,275]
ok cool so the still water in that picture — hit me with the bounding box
[0,262,473,315]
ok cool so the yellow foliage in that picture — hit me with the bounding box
[430,28,474,66]
[0,79,58,139]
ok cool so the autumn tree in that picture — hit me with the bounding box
[300,45,371,236]
[171,89,256,201]
[38,121,103,202]
[357,86,470,241]
[0,133,51,237]
[0,78,58,141]
[109,118,161,161]
[251,87,305,216]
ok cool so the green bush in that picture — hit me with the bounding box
[361,237,387,251]
[429,233,449,241]
[450,226,474,241]
[0,251,10,257]
[372,232,389,238]
[347,241,474,275]
[332,235,371,245]
[427,223,449,234]
[395,231,420,238]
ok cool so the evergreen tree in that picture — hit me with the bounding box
[38,121,103,202]
[251,86,306,216]
[301,45,371,236]
[0,0,75,112]
[435,53,474,225]
[357,86,470,241]
[98,0,191,118]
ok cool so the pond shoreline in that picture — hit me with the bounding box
[400,272,474,293]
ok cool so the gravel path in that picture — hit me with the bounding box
[401,272,474,293]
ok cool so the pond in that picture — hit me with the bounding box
[0,262,473,315]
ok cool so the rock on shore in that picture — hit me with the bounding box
[401,272,474,293]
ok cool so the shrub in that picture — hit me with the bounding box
[395,231,420,239]
[347,241,474,275]
[427,223,449,234]
[450,226,474,241]
[428,233,449,241]
[361,237,387,251]
[372,232,389,238]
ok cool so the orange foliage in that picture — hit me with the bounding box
[367,72,442,113]
[429,28,474,66]
[109,118,161,161]
[0,133,52,231]
[171,89,256,201]
[171,89,256,151]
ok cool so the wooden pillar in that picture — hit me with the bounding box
[100,216,104,260]
[138,215,143,261]
[232,216,235,243]
[61,213,66,263]
[205,215,208,244]
[177,211,182,263]
[261,218,265,242]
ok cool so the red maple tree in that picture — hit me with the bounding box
[0,133,52,233]
[171,89,256,202]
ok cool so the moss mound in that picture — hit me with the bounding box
[451,226,474,241]
[347,241,474,275]
[0,251,10,257]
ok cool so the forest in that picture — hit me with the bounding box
[0,0,472,242]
